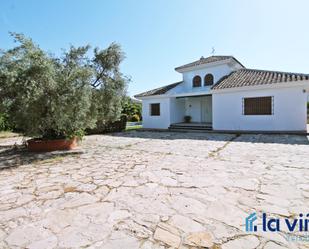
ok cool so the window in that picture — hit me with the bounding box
[192,76,201,87]
[243,96,273,115]
[204,74,214,86]
[150,103,160,116]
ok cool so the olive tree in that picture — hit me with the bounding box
[91,43,128,130]
[0,33,128,139]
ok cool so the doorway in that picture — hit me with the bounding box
[201,96,212,123]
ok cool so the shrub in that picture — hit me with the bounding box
[120,113,128,121]
[121,97,142,121]
[87,114,127,134]
[0,113,10,131]
[130,114,140,122]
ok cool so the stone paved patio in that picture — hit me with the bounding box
[0,131,309,249]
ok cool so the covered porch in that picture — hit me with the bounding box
[169,94,213,130]
[170,94,212,123]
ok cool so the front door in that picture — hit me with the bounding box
[201,96,212,123]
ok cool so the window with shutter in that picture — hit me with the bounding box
[150,103,160,116]
[243,96,273,115]
[204,74,214,86]
[192,76,201,87]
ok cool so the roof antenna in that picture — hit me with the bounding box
[211,47,215,56]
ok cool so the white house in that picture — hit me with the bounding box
[135,56,309,132]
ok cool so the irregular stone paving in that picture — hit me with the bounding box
[0,131,309,248]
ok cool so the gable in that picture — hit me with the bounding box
[175,55,244,73]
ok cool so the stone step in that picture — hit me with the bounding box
[168,126,213,131]
[168,128,213,133]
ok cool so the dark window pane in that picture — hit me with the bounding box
[244,97,272,115]
[150,103,160,116]
[204,74,214,86]
[193,76,201,87]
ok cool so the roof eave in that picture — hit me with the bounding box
[175,59,228,73]
[134,94,169,99]
[134,81,183,99]
[175,58,244,73]
[231,57,246,69]
[211,80,309,93]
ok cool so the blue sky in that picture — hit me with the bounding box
[1,0,309,96]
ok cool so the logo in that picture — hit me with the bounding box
[245,212,309,233]
[245,213,257,232]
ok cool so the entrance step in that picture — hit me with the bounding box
[168,125,213,131]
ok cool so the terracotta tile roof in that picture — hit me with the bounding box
[212,68,309,90]
[134,81,182,98]
[175,55,244,71]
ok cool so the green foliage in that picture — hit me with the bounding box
[87,114,127,134]
[0,112,10,131]
[90,43,129,131]
[130,114,140,122]
[0,33,128,139]
[121,97,142,122]
[307,102,309,109]
[0,98,13,131]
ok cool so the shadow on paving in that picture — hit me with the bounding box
[0,146,83,170]
[110,130,309,145]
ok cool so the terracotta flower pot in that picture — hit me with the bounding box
[27,137,78,152]
[184,115,192,123]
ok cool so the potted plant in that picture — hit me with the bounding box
[27,137,79,152]
[0,34,96,152]
[184,115,192,123]
[0,33,128,152]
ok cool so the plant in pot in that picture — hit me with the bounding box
[0,34,96,152]
[184,115,192,123]
[0,33,128,151]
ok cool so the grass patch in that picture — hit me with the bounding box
[0,131,21,139]
[125,125,142,131]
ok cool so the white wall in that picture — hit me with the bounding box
[142,97,186,128]
[168,64,233,95]
[142,97,171,129]
[170,97,185,124]
[213,86,308,131]
[185,97,202,122]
